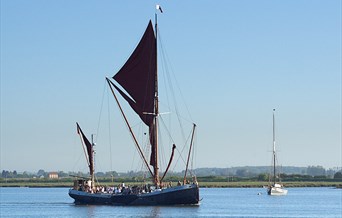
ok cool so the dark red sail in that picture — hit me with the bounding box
[112,20,157,166]
[76,122,94,176]
[113,20,156,127]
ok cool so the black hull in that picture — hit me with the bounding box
[69,184,199,206]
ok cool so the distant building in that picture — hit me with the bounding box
[48,172,58,179]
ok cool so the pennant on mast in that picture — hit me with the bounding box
[156,5,163,13]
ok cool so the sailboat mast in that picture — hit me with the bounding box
[273,109,276,185]
[153,12,160,186]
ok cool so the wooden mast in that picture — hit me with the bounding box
[153,11,160,187]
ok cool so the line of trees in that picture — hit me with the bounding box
[1,166,341,180]
[192,165,340,178]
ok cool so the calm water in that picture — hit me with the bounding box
[0,187,341,217]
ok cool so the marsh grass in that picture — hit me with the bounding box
[1,178,341,188]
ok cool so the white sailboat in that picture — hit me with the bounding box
[267,109,288,196]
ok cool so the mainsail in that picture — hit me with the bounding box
[112,20,157,167]
[76,122,94,176]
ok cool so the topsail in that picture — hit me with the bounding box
[113,20,156,127]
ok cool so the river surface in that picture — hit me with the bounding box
[0,187,341,217]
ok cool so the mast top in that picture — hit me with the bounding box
[156,5,163,13]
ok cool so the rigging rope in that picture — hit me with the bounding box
[96,80,106,141]
[171,129,192,172]
[157,31,198,173]
[158,30,194,123]
[95,81,114,174]
[190,127,197,176]
[106,85,113,173]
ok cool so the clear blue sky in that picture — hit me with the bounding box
[1,0,341,173]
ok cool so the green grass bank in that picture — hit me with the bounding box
[1,177,341,188]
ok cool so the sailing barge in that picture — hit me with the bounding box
[69,12,199,205]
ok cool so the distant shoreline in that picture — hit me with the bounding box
[1,181,341,188]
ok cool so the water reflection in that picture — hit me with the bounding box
[2,188,338,217]
[73,204,96,218]
[85,205,96,218]
[149,206,161,218]
[146,205,200,218]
